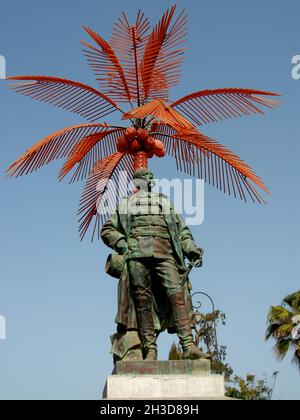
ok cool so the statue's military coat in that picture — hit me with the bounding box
[101,192,198,333]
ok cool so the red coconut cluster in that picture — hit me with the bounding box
[117,126,166,158]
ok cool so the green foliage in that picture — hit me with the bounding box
[167,292,299,399]
[193,310,226,363]
[168,342,182,360]
[225,372,279,401]
[168,307,279,399]
[266,290,300,371]
[211,345,233,381]
[283,292,300,311]
[267,306,291,324]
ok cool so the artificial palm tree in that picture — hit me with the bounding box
[6,5,280,240]
[266,291,300,370]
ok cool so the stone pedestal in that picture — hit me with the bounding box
[103,360,225,400]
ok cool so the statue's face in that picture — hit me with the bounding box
[133,168,155,191]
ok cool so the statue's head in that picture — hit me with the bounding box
[133,168,155,191]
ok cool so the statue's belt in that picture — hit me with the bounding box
[129,232,171,240]
[129,226,170,240]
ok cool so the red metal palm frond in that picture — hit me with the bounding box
[173,129,270,203]
[150,121,179,155]
[59,128,124,182]
[171,88,281,126]
[123,98,194,129]
[82,26,132,104]
[5,123,107,178]
[78,152,134,241]
[8,76,120,122]
[150,121,177,137]
[109,10,151,104]
[6,7,282,239]
[140,5,187,102]
[150,122,202,175]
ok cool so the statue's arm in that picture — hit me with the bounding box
[175,211,204,262]
[101,210,127,254]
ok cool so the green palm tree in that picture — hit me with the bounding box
[266,291,300,371]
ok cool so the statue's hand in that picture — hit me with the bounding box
[115,239,128,255]
[188,247,204,265]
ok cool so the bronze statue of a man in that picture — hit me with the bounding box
[101,168,210,361]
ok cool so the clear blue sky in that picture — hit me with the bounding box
[0,0,299,400]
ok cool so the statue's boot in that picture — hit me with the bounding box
[145,349,158,361]
[135,298,158,360]
[182,343,212,360]
[169,291,212,360]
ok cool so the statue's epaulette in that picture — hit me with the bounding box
[159,192,169,200]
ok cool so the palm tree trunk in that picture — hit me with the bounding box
[133,151,148,170]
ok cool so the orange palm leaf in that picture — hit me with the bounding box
[6,123,107,178]
[5,7,282,240]
[78,153,134,240]
[59,128,124,182]
[8,76,121,121]
[82,26,132,104]
[123,98,194,129]
[140,5,187,102]
[171,88,281,126]
[109,10,150,104]
[150,122,266,202]
[172,129,269,203]
[150,122,208,174]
